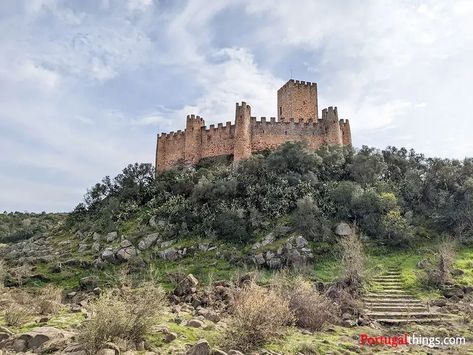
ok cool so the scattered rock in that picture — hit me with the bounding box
[267,257,282,269]
[160,239,176,249]
[0,332,10,342]
[335,222,352,236]
[101,248,117,264]
[295,235,308,248]
[451,269,464,277]
[105,231,118,243]
[175,274,199,296]
[187,319,204,328]
[78,244,88,253]
[254,253,265,265]
[211,350,227,355]
[92,232,101,241]
[164,332,177,343]
[443,285,464,299]
[138,233,160,251]
[186,339,211,355]
[92,242,101,253]
[15,327,74,351]
[431,299,447,307]
[79,276,99,290]
[159,248,179,261]
[116,243,137,262]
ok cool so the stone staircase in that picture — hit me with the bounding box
[363,267,452,324]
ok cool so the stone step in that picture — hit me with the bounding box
[365,294,417,301]
[363,297,420,304]
[374,286,404,289]
[372,280,404,283]
[374,289,410,293]
[365,306,429,312]
[367,312,447,319]
[364,300,425,306]
[376,318,451,324]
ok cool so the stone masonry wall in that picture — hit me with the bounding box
[155,79,352,172]
[277,80,318,122]
[156,112,350,172]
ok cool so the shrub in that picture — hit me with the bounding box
[79,282,166,353]
[339,234,365,290]
[4,305,31,327]
[222,281,293,352]
[422,240,456,287]
[274,275,334,331]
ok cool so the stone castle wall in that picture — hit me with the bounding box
[156,80,352,172]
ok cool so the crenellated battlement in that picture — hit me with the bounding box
[288,79,317,87]
[156,79,352,172]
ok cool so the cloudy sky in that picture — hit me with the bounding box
[1,0,473,212]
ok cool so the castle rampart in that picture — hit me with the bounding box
[156,79,352,172]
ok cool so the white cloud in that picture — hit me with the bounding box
[1,0,473,212]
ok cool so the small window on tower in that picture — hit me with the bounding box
[279,106,282,115]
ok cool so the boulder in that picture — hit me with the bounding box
[335,222,352,236]
[164,332,177,343]
[15,327,74,351]
[267,257,282,269]
[186,339,210,355]
[159,248,179,261]
[443,286,464,299]
[295,235,308,248]
[451,269,465,277]
[92,232,101,241]
[138,233,160,251]
[211,350,227,355]
[116,245,137,262]
[120,239,133,248]
[254,253,265,265]
[101,248,117,264]
[105,231,118,243]
[0,332,10,341]
[187,319,204,328]
[79,276,99,290]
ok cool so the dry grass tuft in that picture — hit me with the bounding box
[275,275,335,331]
[222,281,293,352]
[4,304,32,327]
[79,282,166,353]
[35,284,63,315]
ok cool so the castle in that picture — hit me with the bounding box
[155,79,352,172]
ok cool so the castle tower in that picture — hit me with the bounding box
[341,120,352,146]
[155,133,165,172]
[233,102,252,162]
[277,79,318,122]
[185,114,205,165]
[322,106,343,145]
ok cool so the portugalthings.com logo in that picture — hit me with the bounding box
[360,333,466,348]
